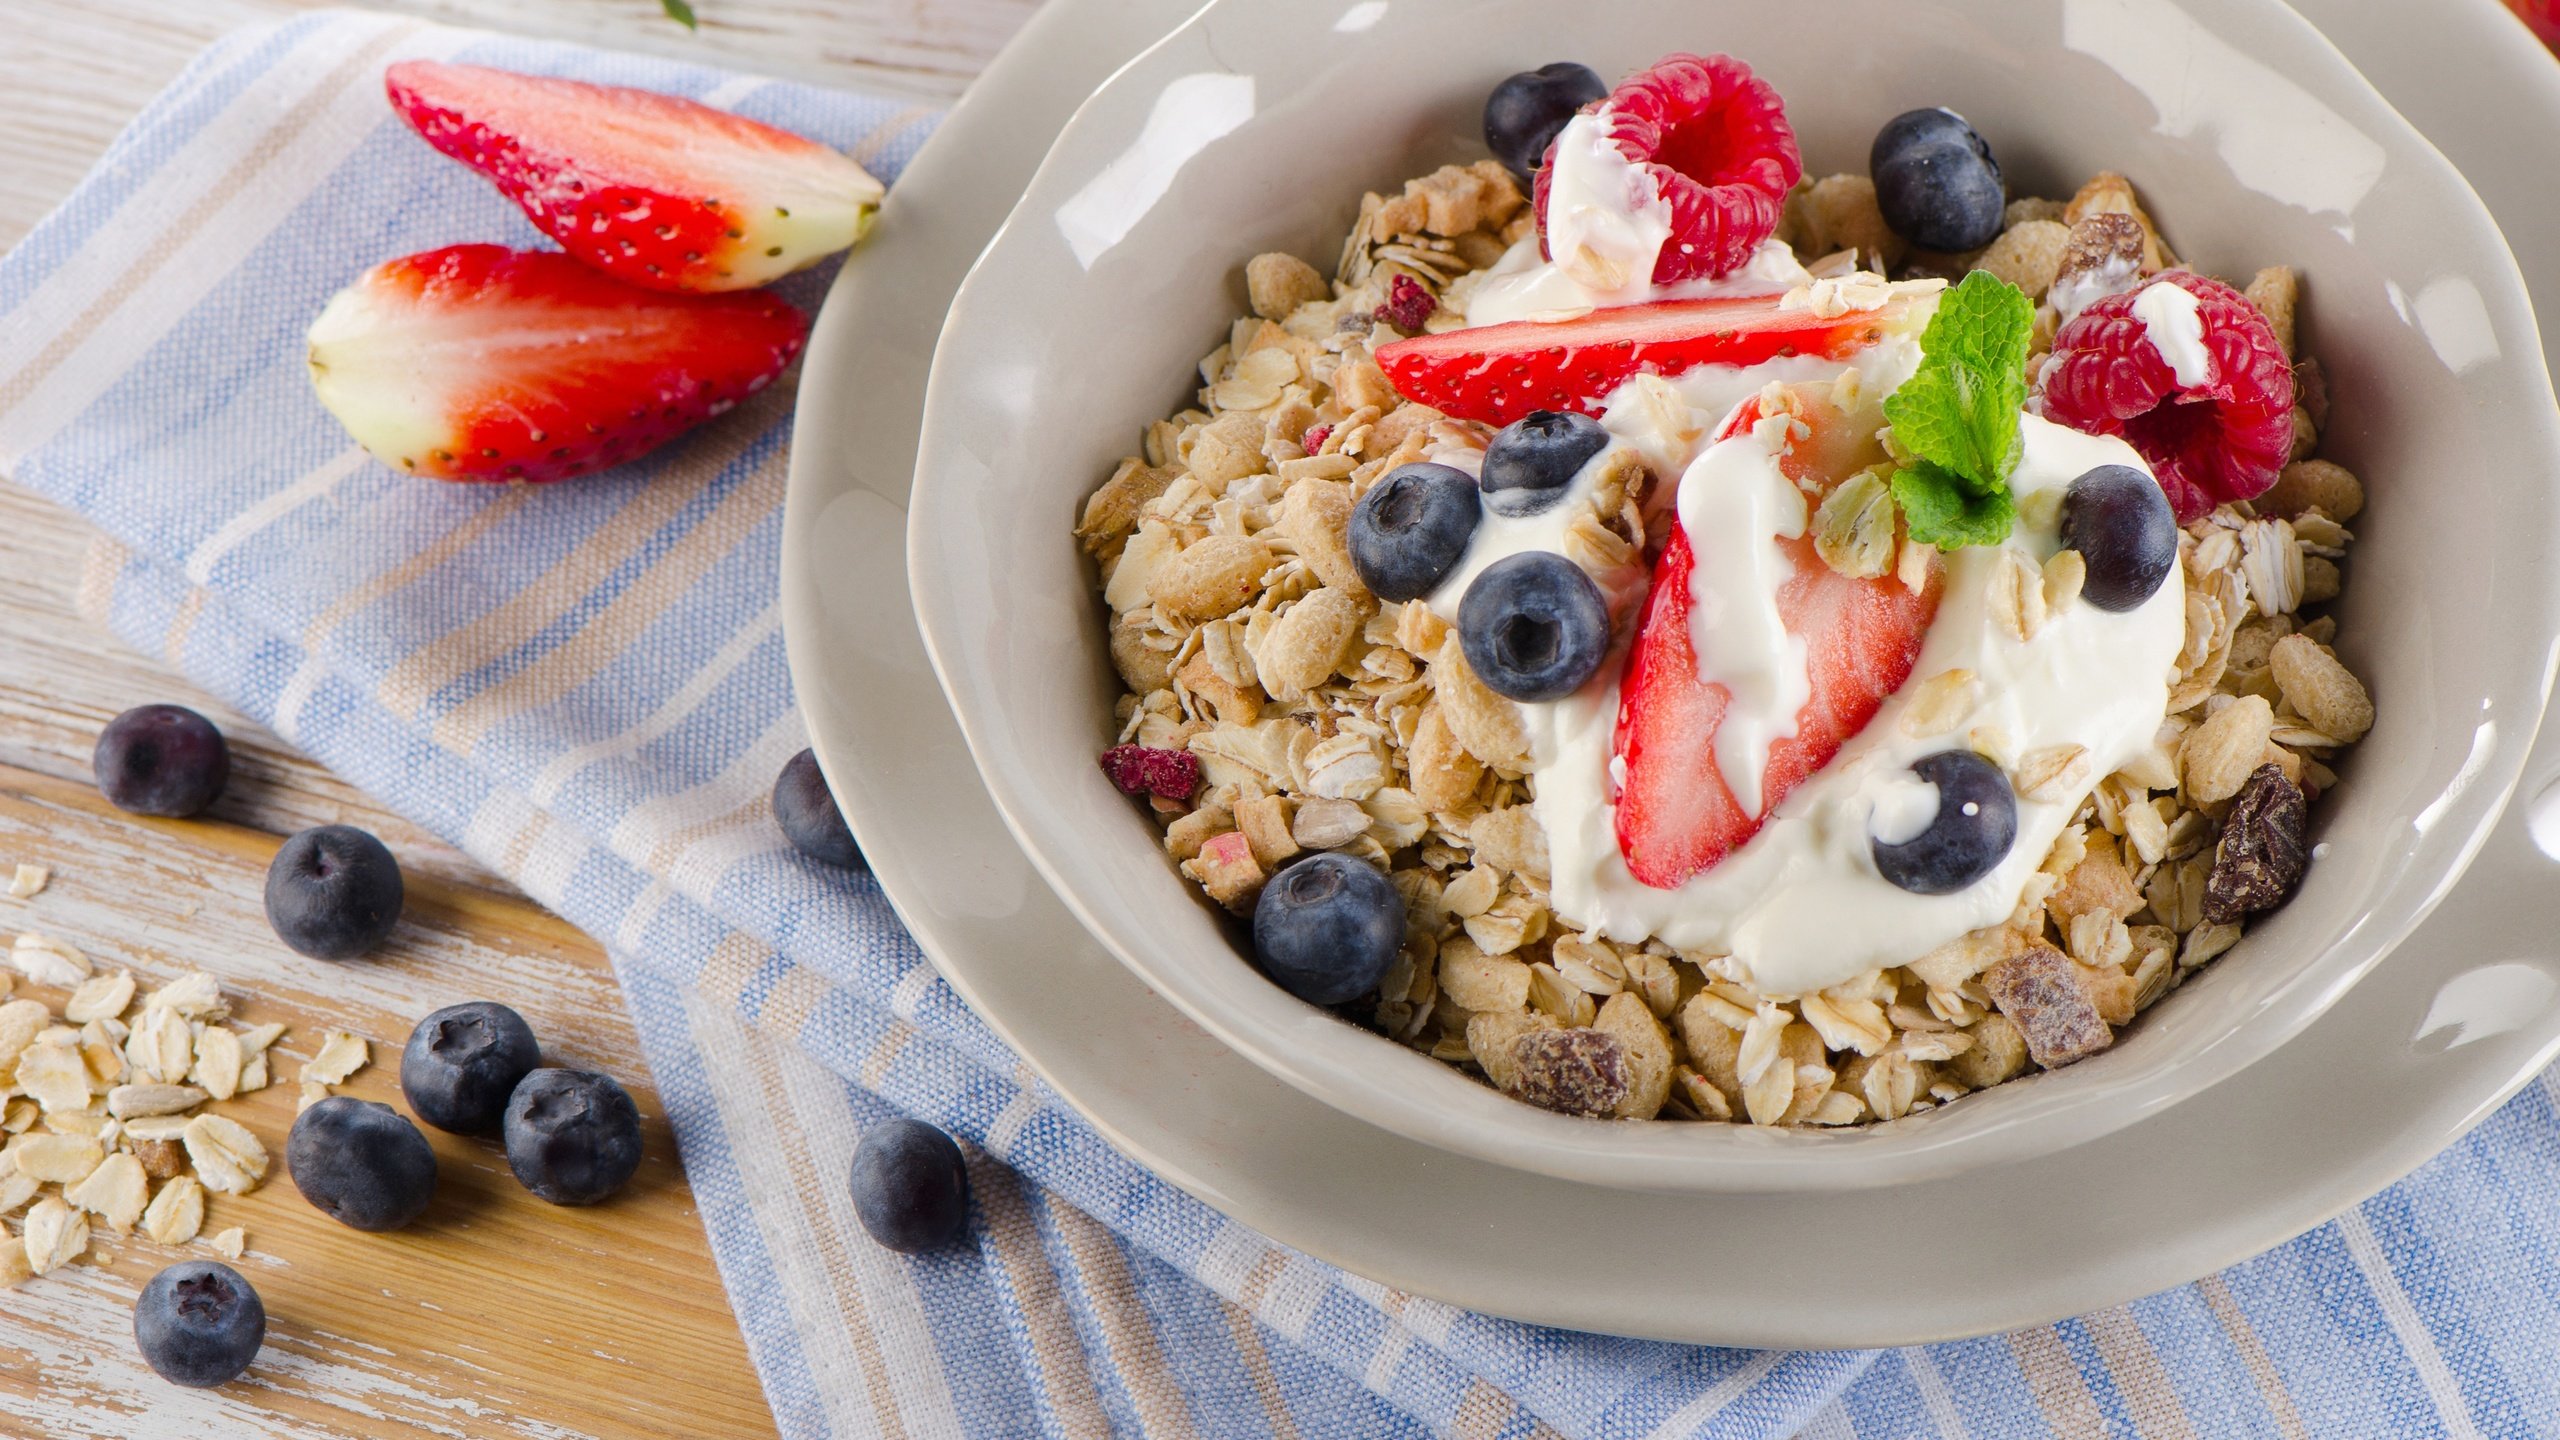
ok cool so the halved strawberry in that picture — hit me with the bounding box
[1612,387,1941,888]
[385,60,883,294]
[1376,290,1928,427]
[306,245,805,483]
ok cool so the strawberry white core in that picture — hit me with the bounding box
[1427,285,2189,997]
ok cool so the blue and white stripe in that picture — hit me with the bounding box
[9,12,2560,1438]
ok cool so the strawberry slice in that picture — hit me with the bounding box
[385,60,883,294]
[1376,290,1927,428]
[1612,387,1941,888]
[306,245,806,483]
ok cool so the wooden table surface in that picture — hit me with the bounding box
[0,2,1034,1435]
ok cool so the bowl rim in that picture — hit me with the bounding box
[907,0,2560,1193]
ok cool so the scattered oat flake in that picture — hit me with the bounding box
[12,1134,104,1184]
[0,1171,39,1216]
[125,1004,192,1085]
[146,971,226,1020]
[119,1115,190,1143]
[193,1025,244,1102]
[16,1041,92,1113]
[65,1151,148,1233]
[10,934,90,987]
[23,1196,89,1275]
[204,1226,245,1261]
[233,1022,286,1056]
[142,1174,205,1246]
[63,971,135,1026]
[301,1030,369,1087]
[238,1053,269,1094]
[181,1113,268,1195]
[0,1235,30,1287]
[8,865,48,899]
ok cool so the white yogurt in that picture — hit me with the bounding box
[2050,254,2142,328]
[1529,412,2184,997]
[1674,405,1812,819]
[2132,277,2214,387]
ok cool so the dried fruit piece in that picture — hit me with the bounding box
[1501,1026,1631,1117]
[182,1113,270,1195]
[1980,946,2114,1069]
[132,1139,188,1183]
[2203,764,2309,924]
[143,1174,206,1245]
[1373,273,1437,331]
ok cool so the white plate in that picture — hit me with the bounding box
[783,0,2560,1345]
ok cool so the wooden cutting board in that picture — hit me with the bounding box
[0,0,1034,1432]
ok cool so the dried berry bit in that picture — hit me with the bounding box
[1980,946,2114,1070]
[1502,1026,1631,1117]
[1097,744,1200,803]
[1374,273,1437,332]
[1299,423,1332,457]
[2204,763,2309,925]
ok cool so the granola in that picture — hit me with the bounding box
[1077,62,2368,1128]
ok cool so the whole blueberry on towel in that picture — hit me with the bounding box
[1349,462,1482,603]
[93,704,230,817]
[287,1096,439,1232]
[1870,107,2006,252]
[402,1000,541,1135]
[133,1261,264,1388]
[849,1118,971,1254]
[1872,749,2018,895]
[1457,551,1611,702]
[1479,410,1609,517]
[1482,62,1608,183]
[1250,852,1405,1007]
[265,825,404,960]
[504,1067,643,1206]
[775,748,868,871]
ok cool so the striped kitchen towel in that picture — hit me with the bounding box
[4,10,2559,1439]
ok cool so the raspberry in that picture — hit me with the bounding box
[2034,273,2295,523]
[1374,274,1436,331]
[1534,53,1801,285]
[1099,744,1199,802]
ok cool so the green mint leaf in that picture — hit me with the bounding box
[662,0,700,28]
[1881,270,2034,494]
[1892,461,2019,551]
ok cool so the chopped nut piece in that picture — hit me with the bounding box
[11,934,90,987]
[107,1083,208,1119]
[2047,834,2144,925]
[1502,1027,1630,1117]
[11,1133,103,1184]
[1948,1014,2030,1088]
[2257,458,2362,522]
[62,971,134,1025]
[181,1113,269,1195]
[142,1174,205,1246]
[1244,252,1330,320]
[2268,635,2372,743]
[65,1151,147,1234]
[204,1227,246,1261]
[1981,947,2114,1069]
[23,1195,89,1275]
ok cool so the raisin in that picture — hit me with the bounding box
[2203,763,2309,925]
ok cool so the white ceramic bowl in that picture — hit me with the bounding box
[909,0,2560,1193]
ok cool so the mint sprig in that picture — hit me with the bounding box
[1882,271,2037,550]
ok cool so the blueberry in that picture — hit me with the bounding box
[775,748,867,871]
[849,1117,970,1253]
[93,704,229,818]
[133,1261,264,1388]
[287,1096,438,1231]
[1349,462,1481,602]
[1250,852,1404,1007]
[264,825,403,960]
[1456,552,1611,702]
[1480,410,1610,517]
[504,1068,643,1206]
[1872,750,2018,895]
[2060,464,2179,611]
[1483,62,1608,183]
[402,1001,541,1135]
[1870,108,2005,252]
